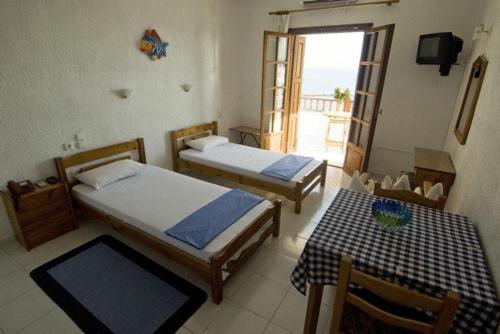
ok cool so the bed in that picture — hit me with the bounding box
[171,122,328,214]
[55,138,281,304]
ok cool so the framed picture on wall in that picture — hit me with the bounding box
[454,55,488,145]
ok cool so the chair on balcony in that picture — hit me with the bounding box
[323,97,352,153]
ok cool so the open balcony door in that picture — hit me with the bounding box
[286,35,306,153]
[260,31,297,152]
[343,24,395,175]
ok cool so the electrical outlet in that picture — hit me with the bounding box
[63,142,73,151]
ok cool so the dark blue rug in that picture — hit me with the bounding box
[30,235,207,334]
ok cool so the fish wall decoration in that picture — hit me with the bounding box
[140,29,169,60]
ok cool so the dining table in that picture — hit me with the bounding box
[291,188,500,334]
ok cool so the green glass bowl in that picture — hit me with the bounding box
[372,199,412,233]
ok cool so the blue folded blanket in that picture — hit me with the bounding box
[261,155,314,181]
[166,189,265,249]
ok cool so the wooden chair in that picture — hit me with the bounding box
[373,183,447,211]
[330,256,460,334]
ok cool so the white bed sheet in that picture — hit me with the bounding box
[73,165,273,263]
[179,143,322,188]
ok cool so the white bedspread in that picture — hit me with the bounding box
[73,165,273,262]
[179,143,322,188]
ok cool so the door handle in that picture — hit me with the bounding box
[378,109,383,116]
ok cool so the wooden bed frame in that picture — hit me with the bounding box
[54,138,281,304]
[171,122,328,214]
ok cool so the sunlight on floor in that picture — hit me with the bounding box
[296,111,346,167]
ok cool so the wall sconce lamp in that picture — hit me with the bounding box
[118,89,133,99]
[473,24,489,40]
[181,84,193,92]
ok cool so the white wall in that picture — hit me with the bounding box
[0,0,220,239]
[218,0,480,176]
[443,0,500,297]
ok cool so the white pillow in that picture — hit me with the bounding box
[426,183,444,201]
[392,175,411,191]
[75,159,146,189]
[186,135,228,152]
[349,173,371,194]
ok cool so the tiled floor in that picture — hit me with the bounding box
[0,167,350,334]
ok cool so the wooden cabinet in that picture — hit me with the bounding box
[414,148,456,196]
[1,183,77,250]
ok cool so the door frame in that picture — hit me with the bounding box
[288,23,373,35]
[286,23,374,168]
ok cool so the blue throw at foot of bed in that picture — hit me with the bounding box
[166,189,265,249]
[260,155,314,181]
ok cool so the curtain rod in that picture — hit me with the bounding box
[269,0,399,16]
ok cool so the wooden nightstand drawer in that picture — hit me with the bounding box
[17,185,66,212]
[18,199,69,226]
[16,185,65,212]
[25,219,75,249]
[22,210,73,235]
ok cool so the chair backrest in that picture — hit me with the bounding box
[374,183,447,210]
[330,256,460,334]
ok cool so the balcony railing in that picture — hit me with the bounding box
[300,94,353,113]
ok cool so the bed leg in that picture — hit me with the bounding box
[321,160,328,187]
[295,200,302,214]
[295,182,303,214]
[210,259,223,304]
[273,200,281,237]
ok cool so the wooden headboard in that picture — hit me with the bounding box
[170,121,218,171]
[54,138,146,186]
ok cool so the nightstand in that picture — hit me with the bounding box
[1,183,77,250]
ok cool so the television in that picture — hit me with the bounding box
[416,32,463,76]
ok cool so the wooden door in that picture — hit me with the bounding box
[260,31,294,152]
[286,36,306,153]
[343,24,395,175]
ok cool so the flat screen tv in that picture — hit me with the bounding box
[416,32,463,76]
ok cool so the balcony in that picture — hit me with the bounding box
[296,95,352,167]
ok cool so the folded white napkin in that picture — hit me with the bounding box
[414,187,423,195]
[381,175,393,190]
[426,183,444,200]
[349,173,371,194]
[392,174,411,191]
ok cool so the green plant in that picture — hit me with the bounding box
[334,87,351,101]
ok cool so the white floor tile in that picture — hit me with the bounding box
[1,238,63,266]
[17,308,81,334]
[202,300,268,334]
[263,235,307,259]
[231,273,288,319]
[0,269,36,306]
[0,288,56,334]
[184,300,224,334]
[272,290,332,334]
[264,323,292,334]
[0,249,20,279]
[247,249,296,286]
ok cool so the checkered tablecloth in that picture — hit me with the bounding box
[291,188,500,334]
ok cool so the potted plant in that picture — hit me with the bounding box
[334,87,351,111]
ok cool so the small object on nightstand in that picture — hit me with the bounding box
[35,180,48,188]
[7,180,35,197]
[46,176,59,185]
[1,182,77,250]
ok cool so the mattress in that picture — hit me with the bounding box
[179,143,322,188]
[73,165,273,263]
